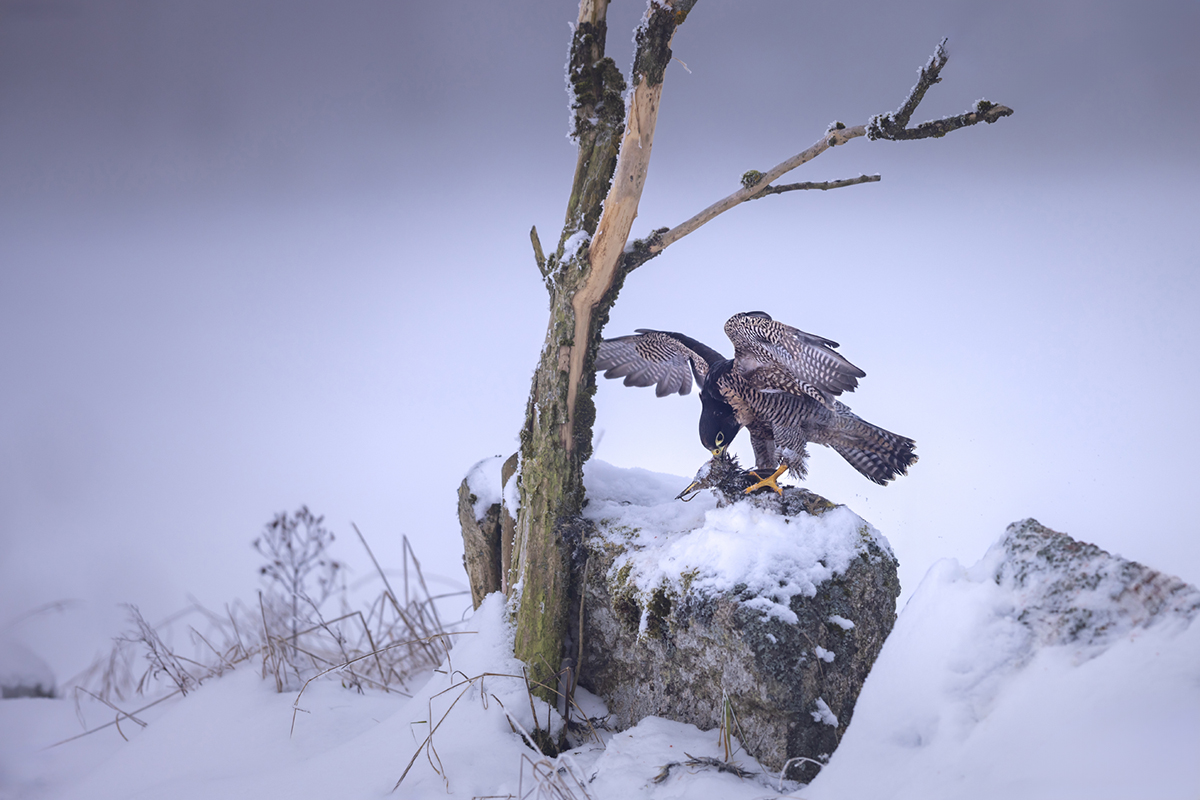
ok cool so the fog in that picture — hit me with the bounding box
[2,0,1197,678]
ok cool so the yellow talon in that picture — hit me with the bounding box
[744,464,788,495]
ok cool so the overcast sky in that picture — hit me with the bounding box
[2,0,1198,677]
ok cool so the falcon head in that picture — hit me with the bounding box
[698,397,741,457]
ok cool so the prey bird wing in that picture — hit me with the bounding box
[724,312,866,408]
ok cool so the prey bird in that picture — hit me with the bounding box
[595,312,917,494]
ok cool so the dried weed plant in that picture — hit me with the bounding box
[59,509,466,747]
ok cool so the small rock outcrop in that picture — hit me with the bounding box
[989,518,1200,647]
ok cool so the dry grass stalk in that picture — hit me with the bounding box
[61,517,468,750]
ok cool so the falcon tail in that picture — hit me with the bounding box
[829,415,918,486]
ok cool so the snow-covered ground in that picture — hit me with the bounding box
[2,463,1197,799]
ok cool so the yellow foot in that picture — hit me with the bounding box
[744,464,788,495]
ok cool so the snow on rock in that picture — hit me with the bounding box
[807,518,1200,800]
[583,459,893,624]
[989,518,1200,649]
[811,698,839,727]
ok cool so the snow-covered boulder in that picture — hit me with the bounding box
[991,517,1200,647]
[577,461,899,781]
[806,518,1200,799]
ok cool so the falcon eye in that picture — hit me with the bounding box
[715,432,725,447]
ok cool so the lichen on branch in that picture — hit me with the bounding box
[867,39,1014,141]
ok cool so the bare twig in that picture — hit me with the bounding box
[392,672,508,792]
[402,536,446,635]
[122,605,199,696]
[752,173,881,197]
[260,591,284,693]
[779,755,827,788]
[46,691,182,749]
[351,522,398,604]
[653,754,757,784]
[869,99,1013,140]
[868,40,1013,140]
[518,752,595,800]
[73,686,148,729]
[2,599,81,630]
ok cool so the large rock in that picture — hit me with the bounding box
[988,517,1200,647]
[454,458,901,778]
[576,461,900,782]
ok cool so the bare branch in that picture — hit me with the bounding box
[867,40,1013,140]
[868,99,1013,141]
[752,173,881,198]
[621,39,1012,271]
[889,38,949,131]
[641,122,866,262]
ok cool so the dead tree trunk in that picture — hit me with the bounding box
[510,0,685,699]
[507,2,1011,709]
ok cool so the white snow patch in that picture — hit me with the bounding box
[814,645,835,663]
[806,546,1200,800]
[583,459,889,623]
[5,504,1199,800]
[465,455,506,520]
[563,229,590,261]
[811,697,839,727]
[828,614,855,630]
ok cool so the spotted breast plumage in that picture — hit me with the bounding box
[595,311,917,493]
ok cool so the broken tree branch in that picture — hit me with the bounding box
[530,226,548,279]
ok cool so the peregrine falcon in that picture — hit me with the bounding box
[595,311,917,493]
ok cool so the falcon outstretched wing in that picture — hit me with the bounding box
[596,329,726,397]
[724,311,866,409]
